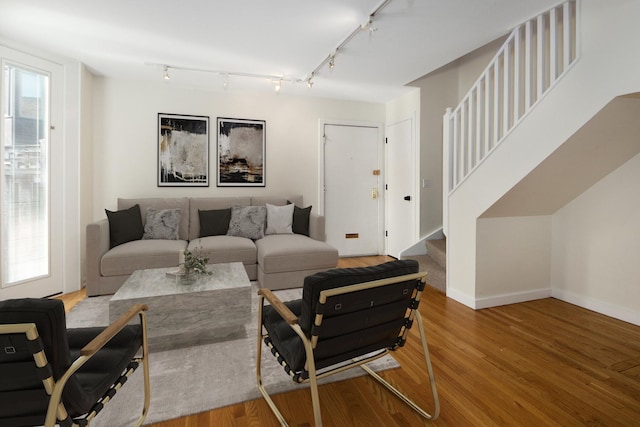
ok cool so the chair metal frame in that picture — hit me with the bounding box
[256,272,440,426]
[0,304,150,427]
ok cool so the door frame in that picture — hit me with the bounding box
[385,114,419,257]
[318,119,385,255]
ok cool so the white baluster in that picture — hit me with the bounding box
[537,14,546,97]
[525,20,534,109]
[550,7,558,81]
[484,69,491,155]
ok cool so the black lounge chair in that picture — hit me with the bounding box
[256,259,439,426]
[0,298,150,427]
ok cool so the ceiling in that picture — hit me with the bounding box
[0,0,560,103]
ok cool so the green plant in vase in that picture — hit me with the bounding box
[182,248,211,276]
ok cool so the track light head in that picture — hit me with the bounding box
[361,18,377,33]
[163,66,171,80]
[329,55,335,69]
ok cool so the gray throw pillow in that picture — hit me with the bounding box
[142,208,181,240]
[227,206,267,240]
[265,203,294,235]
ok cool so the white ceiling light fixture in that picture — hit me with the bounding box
[150,0,396,92]
[147,62,301,91]
[361,17,378,33]
[304,0,394,88]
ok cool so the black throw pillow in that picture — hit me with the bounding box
[199,208,232,237]
[292,205,312,236]
[105,204,144,248]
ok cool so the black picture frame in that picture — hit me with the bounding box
[158,113,209,187]
[217,117,266,187]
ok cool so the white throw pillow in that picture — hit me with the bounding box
[265,203,294,235]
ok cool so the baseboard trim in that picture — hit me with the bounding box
[446,287,477,309]
[552,289,640,326]
[475,288,552,309]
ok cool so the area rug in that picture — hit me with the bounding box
[66,283,399,426]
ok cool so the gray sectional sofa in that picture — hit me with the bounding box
[86,195,338,296]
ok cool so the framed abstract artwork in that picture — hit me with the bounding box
[216,117,265,187]
[158,113,209,187]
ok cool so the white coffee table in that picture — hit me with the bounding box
[109,262,251,351]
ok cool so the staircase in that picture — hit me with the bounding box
[443,0,578,235]
[403,239,446,293]
[443,0,640,316]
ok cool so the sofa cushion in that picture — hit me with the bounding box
[142,208,181,240]
[118,198,190,241]
[189,197,250,240]
[105,204,144,248]
[189,236,256,265]
[199,208,231,237]
[292,204,312,236]
[265,203,294,235]
[256,234,338,274]
[101,239,187,276]
[227,206,267,240]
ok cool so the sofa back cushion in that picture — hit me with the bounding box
[118,198,190,241]
[251,195,302,207]
[189,197,250,240]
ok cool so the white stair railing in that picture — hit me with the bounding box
[443,0,578,234]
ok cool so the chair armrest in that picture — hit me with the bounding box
[80,304,148,356]
[258,289,298,325]
[45,304,149,427]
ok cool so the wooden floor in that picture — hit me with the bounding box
[57,256,640,426]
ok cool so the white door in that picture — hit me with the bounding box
[323,122,383,257]
[0,48,63,299]
[386,118,416,258]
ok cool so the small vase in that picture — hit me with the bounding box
[179,268,195,283]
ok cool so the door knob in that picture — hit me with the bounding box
[404,195,411,201]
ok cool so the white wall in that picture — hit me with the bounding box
[551,152,640,325]
[92,77,385,218]
[410,67,456,237]
[385,88,419,124]
[61,61,82,293]
[79,65,93,282]
[476,216,552,307]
